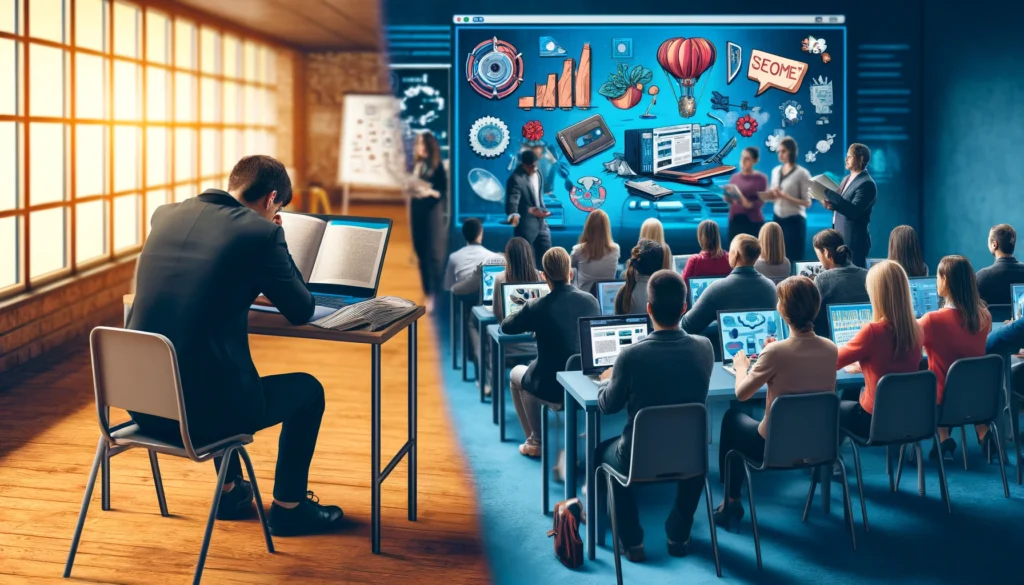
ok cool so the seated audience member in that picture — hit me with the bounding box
[501,248,600,457]
[714,277,838,530]
[681,235,778,348]
[450,255,506,298]
[682,219,732,284]
[571,209,620,295]
[836,261,924,438]
[598,270,714,559]
[641,217,673,271]
[812,229,869,338]
[491,238,540,321]
[614,239,664,315]
[753,221,791,281]
[129,155,343,535]
[888,225,928,277]
[443,218,499,291]
[921,255,992,459]
[977,224,1024,305]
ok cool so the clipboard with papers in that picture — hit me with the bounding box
[807,173,842,204]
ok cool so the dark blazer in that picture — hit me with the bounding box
[598,329,714,462]
[127,190,314,437]
[505,166,548,243]
[826,171,876,267]
[500,283,600,402]
[977,256,1024,305]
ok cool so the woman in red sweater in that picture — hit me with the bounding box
[682,219,732,284]
[836,261,924,437]
[922,255,992,460]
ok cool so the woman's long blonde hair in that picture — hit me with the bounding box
[866,260,922,355]
[577,209,615,262]
[640,218,672,270]
[758,222,786,265]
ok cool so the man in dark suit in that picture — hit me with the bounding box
[598,270,715,560]
[501,247,600,457]
[977,224,1024,306]
[823,143,876,267]
[128,155,344,536]
[505,149,552,267]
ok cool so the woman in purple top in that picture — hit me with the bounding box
[723,146,769,246]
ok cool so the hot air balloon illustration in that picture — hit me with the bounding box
[656,37,717,118]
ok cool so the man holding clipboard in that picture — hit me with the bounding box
[809,143,877,268]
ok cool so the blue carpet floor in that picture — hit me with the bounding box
[435,310,1024,584]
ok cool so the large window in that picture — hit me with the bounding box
[0,0,278,298]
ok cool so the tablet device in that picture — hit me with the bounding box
[827,303,873,349]
[595,280,626,316]
[672,254,692,274]
[795,261,824,280]
[688,276,724,306]
[1012,284,1024,320]
[578,314,653,377]
[500,282,549,319]
[718,309,787,374]
[480,264,505,305]
[908,276,942,318]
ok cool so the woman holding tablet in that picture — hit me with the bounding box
[724,146,769,243]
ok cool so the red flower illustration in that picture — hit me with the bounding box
[736,115,758,137]
[522,120,544,141]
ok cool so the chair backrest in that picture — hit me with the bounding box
[939,354,1003,426]
[627,404,708,482]
[762,392,839,469]
[565,353,582,372]
[869,370,937,444]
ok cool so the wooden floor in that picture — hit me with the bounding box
[0,205,490,584]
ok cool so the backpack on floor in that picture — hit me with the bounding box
[548,498,584,569]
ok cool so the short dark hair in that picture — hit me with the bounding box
[776,276,821,332]
[813,228,851,265]
[227,155,293,206]
[520,149,539,166]
[462,218,483,243]
[742,146,760,162]
[991,224,1016,254]
[850,143,871,167]
[647,269,686,326]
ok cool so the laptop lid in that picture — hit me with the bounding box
[827,303,873,349]
[687,276,723,306]
[795,261,824,280]
[1012,284,1024,320]
[596,280,626,316]
[717,309,787,365]
[988,303,1012,323]
[578,314,653,376]
[672,254,692,274]
[908,276,942,318]
[500,281,549,320]
[480,264,505,305]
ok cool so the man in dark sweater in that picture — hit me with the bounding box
[977,224,1024,306]
[597,270,715,561]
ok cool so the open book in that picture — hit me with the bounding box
[807,173,841,204]
[311,296,417,331]
[279,213,387,289]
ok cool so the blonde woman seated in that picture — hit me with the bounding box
[754,222,791,281]
[571,209,620,295]
[640,217,673,271]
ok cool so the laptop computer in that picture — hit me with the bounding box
[672,254,692,274]
[1011,284,1024,321]
[718,309,788,375]
[828,303,873,349]
[908,276,942,318]
[865,258,886,269]
[795,261,824,280]
[596,280,626,316]
[480,264,505,306]
[500,281,549,320]
[578,314,653,378]
[988,303,1012,323]
[687,276,723,307]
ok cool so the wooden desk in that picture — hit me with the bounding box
[122,295,425,555]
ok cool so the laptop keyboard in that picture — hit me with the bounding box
[312,294,353,310]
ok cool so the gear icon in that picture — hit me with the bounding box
[469,116,510,158]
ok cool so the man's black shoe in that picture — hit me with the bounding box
[268,491,344,536]
[215,479,255,520]
[667,536,691,558]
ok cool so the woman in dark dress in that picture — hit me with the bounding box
[409,131,447,307]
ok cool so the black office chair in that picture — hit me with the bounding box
[541,354,578,514]
[726,392,855,570]
[598,404,721,584]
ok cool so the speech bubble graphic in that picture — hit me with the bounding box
[747,50,808,96]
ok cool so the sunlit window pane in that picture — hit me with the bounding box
[112,60,139,121]
[146,66,167,121]
[112,1,138,58]
[174,127,194,181]
[0,0,20,34]
[0,122,17,211]
[200,76,218,122]
[28,123,64,205]
[146,126,167,187]
[199,178,218,192]
[256,45,268,84]
[76,124,105,198]
[29,0,64,43]
[29,207,65,277]
[174,18,194,69]
[266,132,276,157]
[29,43,65,117]
[74,52,104,119]
[245,84,260,124]
[113,194,139,250]
[223,34,239,78]
[266,50,276,84]
[0,39,18,115]
[174,183,192,202]
[75,0,104,51]
[243,41,256,81]
[199,26,218,74]
[244,128,265,156]
[75,199,105,263]
[145,189,167,235]
[113,125,137,192]
[222,129,240,174]
[200,128,219,178]
[223,80,239,124]
[0,216,18,288]
[263,89,276,125]
[174,71,194,121]
[145,10,168,64]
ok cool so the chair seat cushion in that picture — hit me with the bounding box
[110,424,253,459]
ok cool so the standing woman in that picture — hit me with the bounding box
[408,131,448,305]
[571,209,620,295]
[768,138,814,263]
[888,225,929,277]
[640,218,673,271]
[724,146,769,243]
[754,222,791,281]
[614,239,664,315]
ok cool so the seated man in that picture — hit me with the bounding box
[680,234,778,359]
[127,155,344,536]
[501,247,600,457]
[598,270,715,560]
[443,217,501,292]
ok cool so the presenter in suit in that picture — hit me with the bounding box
[821,143,876,268]
[128,155,345,536]
[506,149,552,268]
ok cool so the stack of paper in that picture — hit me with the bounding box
[311,296,417,332]
[807,173,841,204]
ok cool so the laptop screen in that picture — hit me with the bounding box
[480,264,505,305]
[828,303,873,349]
[688,276,723,306]
[795,261,824,280]
[908,276,942,318]
[282,213,393,299]
[501,282,549,319]
[717,309,787,364]
[596,280,626,316]
[578,315,653,376]
[865,258,886,269]
[1013,285,1024,320]
[672,255,691,275]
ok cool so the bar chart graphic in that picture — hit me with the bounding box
[518,44,592,111]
